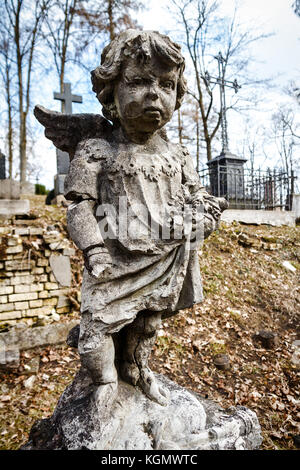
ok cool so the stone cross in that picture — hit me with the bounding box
[53,83,82,195]
[54,82,82,114]
[203,52,241,153]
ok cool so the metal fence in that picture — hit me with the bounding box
[198,165,296,210]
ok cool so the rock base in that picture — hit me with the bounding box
[21,369,262,450]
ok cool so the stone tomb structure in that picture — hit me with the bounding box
[0,151,30,216]
[23,30,262,450]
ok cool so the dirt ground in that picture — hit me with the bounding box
[0,197,299,450]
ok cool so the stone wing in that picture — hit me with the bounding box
[34,105,113,160]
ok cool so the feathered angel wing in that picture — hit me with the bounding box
[34,105,113,160]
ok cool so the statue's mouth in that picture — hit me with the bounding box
[144,107,161,119]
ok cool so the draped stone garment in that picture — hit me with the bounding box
[64,136,217,333]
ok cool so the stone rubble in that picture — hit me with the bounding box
[0,224,78,326]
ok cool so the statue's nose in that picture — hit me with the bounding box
[146,85,159,100]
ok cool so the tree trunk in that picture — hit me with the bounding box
[7,102,13,179]
[196,104,200,171]
[20,112,27,184]
[4,58,13,178]
[178,109,182,144]
[206,138,212,162]
[14,1,26,183]
[107,0,114,40]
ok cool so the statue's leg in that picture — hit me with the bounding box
[121,311,169,406]
[78,313,118,387]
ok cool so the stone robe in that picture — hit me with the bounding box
[65,136,220,333]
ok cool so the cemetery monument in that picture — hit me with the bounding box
[204,52,247,204]
[0,150,30,217]
[53,83,83,196]
[23,30,262,450]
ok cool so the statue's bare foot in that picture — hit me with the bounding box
[121,360,140,386]
[138,368,169,406]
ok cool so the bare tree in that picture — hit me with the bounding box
[42,0,144,100]
[0,24,15,178]
[293,0,300,17]
[75,0,144,42]
[167,93,210,172]
[42,0,80,96]
[2,0,52,185]
[170,0,271,162]
[271,106,299,181]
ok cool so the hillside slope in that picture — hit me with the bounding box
[0,197,299,450]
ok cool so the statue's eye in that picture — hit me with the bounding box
[129,77,143,86]
[161,80,175,90]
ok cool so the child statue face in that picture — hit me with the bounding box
[114,54,179,141]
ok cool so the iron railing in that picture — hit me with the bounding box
[198,165,296,210]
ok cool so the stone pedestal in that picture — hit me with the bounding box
[0,179,20,199]
[22,370,262,450]
[207,151,247,203]
[54,148,69,196]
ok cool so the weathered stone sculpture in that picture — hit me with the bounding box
[23,30,262,450]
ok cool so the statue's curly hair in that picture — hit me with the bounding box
[91,29,187,123]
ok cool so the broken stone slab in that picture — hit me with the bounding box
[49,254,72,287]
[221,209,296,227]
[0,199,30,216]
[21,371,262,450]
[0,319,79,358]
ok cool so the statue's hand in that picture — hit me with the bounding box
[216,197,229,212]
[86,247,113,278]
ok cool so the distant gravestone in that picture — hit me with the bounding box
[49,254,71,287]
[0,149,20,200]
[207,151,247,202]
[0,150,6,179]
[0,151,30,215]
[53,83,82,195]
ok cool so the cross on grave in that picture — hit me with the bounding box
[53,83,83,195]
[203,53,246,204]
[54,82,82,114]
[203,52,241,153]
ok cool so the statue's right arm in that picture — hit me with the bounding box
[66,197,104,253]
[64,144,113,276]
